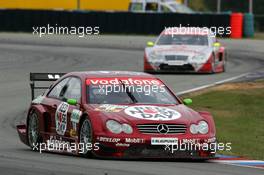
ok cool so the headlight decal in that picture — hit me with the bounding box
[197,121,209,134]
[106,120,122,134]
[106,120,133,134]
[149,51,164,61]
[190,121,209,134]
[190,55,206,63]
[122,124,133,134]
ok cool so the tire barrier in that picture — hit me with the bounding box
[0,10,231,36]
[243,13,254,38]
[230,13,243,39]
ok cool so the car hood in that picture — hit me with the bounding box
[86,104,204,125]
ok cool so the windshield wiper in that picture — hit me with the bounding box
[118,79,138,103]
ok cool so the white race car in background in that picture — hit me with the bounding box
[144,27,227,73]
[129,0,194,13]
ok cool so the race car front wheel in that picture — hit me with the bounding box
[27,111,40,149]
[79,118,93,157]
[222,60,226,72]
[210,55,216,73]
[223,52,227,72]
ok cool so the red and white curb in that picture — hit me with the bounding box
[210,155,264,169]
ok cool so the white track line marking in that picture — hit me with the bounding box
[211,160,264,163]
[176,72,250,95]
[209,161,264,170]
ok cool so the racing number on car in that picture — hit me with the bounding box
[55,102,69,135]
[124,106,181,121]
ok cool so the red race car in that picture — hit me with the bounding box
[17,71,217,159]
[144,27,227,73]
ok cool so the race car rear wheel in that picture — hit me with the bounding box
[223,52,227,72]
[79,118,93,157]
[27,111,40,149]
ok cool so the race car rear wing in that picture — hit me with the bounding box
[30,73,65,100]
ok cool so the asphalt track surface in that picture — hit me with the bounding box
[0,33,263,175]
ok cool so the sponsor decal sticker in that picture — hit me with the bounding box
[151,138,178,145]
[48,74,61,79]
[96,136,121,143]
[71,109,82,123]
[70,129,77,137]
[70,109,82,136]
[167,61,185,66]
[95,104,128,112]
[48,136,72,153]
[125,138,145,144]
[205,137,217,143]
[124,106,181,121]
[116,143,130,147]
[55,102,69,135]
[182,138,200,144]
[86,78,162,86]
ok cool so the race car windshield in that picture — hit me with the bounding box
[169,3,194,13]
[87,79,178,105]
[157,34,208,46]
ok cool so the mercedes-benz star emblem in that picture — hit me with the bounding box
[157,124,169,134]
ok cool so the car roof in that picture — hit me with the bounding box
[66,71,156,79]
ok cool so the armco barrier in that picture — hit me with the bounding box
[0,10,231,36]
[243,13,254,37]
[255,15,264,32]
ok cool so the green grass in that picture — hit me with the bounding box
[183,83,264,160]
[254,32,264,40]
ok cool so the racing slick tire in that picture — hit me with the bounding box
[223,52,227,72]
[210,55,216,74]
[27,111,41,149]
[79,118,93,157]
[222,60,226,72]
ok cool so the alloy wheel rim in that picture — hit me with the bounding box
[80,120,92,154]
[28,113,39,147]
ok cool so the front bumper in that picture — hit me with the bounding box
[93,134,216,159]
[17,124,29,146]
[122,145,215,159]
[154,63,195,72]
[144,63,213,73]
[144,57,213,73]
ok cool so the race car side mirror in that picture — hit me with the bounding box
[213,42,221,47]
[67,98,77,106]
[183,98,192,105]
[147,41,154,47]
